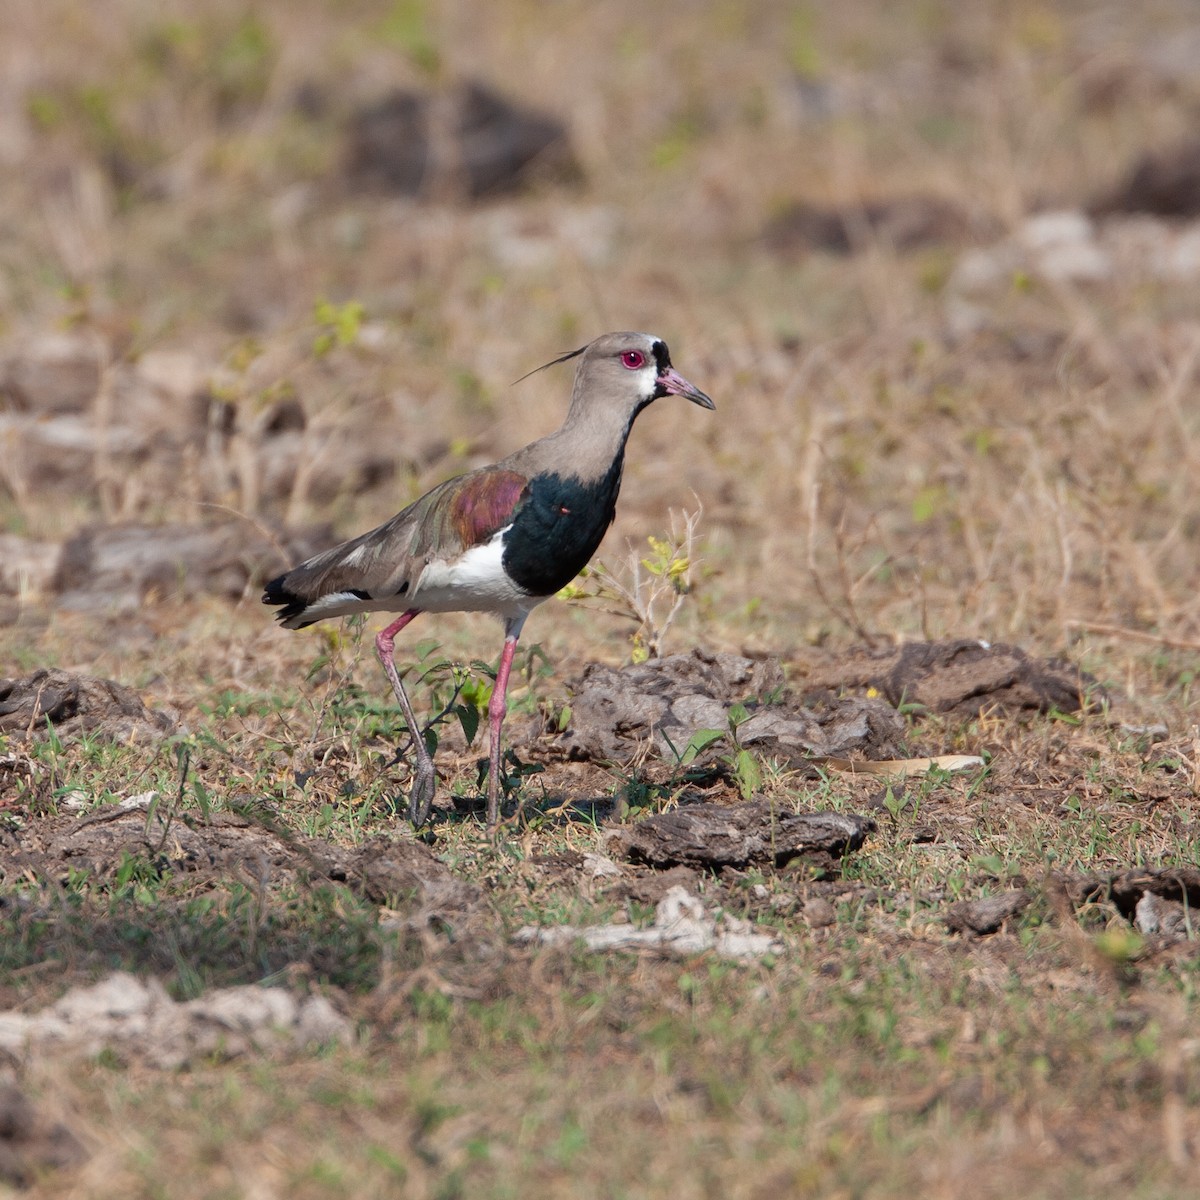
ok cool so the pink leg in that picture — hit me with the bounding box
[374,610,437,825]
[486,633,520,828]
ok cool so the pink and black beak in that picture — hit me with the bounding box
[650,338,714,409]
[656,365,715,410]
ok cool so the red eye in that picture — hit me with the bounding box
[620,350,647,370]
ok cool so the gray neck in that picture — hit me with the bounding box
[505,395,645,484]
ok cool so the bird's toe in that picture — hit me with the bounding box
[408,766,438,827]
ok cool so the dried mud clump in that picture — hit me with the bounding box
[1060,866,1200,944]
[0,1081,87,1188]
[560,649,906,766]
[946,888,1032,936]
[0,669,176,744]
[1091,137,1200,217]
[2,809,480,924]
[323,836,482,916]
[1105,866,1200,919]
[608,804,873,872]
[952,869,1200,944]
[346,79,578,198]
[797,638,1100,719]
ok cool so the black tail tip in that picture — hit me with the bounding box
[262,572,288,604]
[262,573,309,627]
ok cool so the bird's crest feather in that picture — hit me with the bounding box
[511,344,588,386]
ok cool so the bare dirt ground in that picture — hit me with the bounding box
[2,1,1200,1196]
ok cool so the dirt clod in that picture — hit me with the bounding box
[946,888,1032,936]
[328,836,481,916]
[561,649,905,765]
[0,1081,87,1187]
[2,809,479,924]
[1057,866,1200,942]
[607,803,873,871]
[1092,137,1200,217]
[0,669,175,744]
[798,638,1099,718]
[1108,866,1200,918]
[346,79,577,198]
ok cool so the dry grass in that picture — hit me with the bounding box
[3,0,1200,1196]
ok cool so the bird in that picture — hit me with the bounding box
[263,331,714,828]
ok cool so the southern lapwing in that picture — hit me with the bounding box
[263,331,714,828]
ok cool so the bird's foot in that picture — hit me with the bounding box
[407,761,438,827]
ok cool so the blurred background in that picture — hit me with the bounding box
[2,0,1200,667]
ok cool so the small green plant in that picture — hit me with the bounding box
[312,299,365,357]
[112,849,165,900]
[881,785,910,823]
[335,633,556,810]
[389,638,490,760]
[560,504,703,663]
[675,699,764,802]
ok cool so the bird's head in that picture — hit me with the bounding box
[539,331,714,419]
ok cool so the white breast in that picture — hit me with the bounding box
[411,529,540,620]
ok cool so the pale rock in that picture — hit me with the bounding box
[0,973,352,1067]
[1134,892,1193,938]
[514,885,783,961]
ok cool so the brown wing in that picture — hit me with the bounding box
[262,468,529,626]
